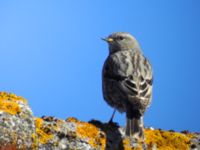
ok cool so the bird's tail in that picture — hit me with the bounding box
[125,116,144,140]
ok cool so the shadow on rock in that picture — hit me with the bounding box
[89,120,124,150]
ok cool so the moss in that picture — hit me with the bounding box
[145,129,192,150]
[34,118,54,144]
[0,92,26,115]
[66,117,106,150]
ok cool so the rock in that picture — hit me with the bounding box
[34,117,106,150]
[0,92,199,150]
[0,92,35,149]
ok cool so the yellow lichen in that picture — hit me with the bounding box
[0,92,27,104]
[66,117,106,150]
[123,138,133,150]
[0,100,21,115]
[35,128,53,144]
[53,119,65,132]
[0,92,196,149]
[35,118,43,128]
[31,133,38,149]
[66,117,79,123]
[0,92,28,115]
[34,118,54,144]
[122,138,143,150]
[145,129,191,150]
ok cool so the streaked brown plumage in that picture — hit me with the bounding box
[102,32,153,140]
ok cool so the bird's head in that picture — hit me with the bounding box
[102,32,141,54]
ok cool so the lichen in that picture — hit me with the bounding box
[31,133,38,149]
[0,100,21,115]
[0,92,199,150]
[0,92,27,115]
[145,129,191,150]
[123,138,143,150]
[0,92,27,104]
[66,117,106,150]
[0,92,34,149]
[34,118,54,144]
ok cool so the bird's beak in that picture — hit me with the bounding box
[101,37,114,43]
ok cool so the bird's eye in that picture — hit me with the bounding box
[118,36,124,40]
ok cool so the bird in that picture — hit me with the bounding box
[102,32,153,140]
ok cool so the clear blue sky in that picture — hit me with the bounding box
[0,0,200,132]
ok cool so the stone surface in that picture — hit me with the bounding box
[0,92,199,150]
[0,92,35,149]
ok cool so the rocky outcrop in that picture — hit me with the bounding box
[0,92,199,150]
[0,92,35,149]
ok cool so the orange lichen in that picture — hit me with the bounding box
[0,92,28,115]
[0,102,21,115]
[0,100,21,115]
[66,117,106,150]
[53,119,65,132]
[66,117,79,123]
[123,138,132,150]
[31,133,38,149]
[122,138,143,150]
[35,118,43,128]
[34,118,54,144]
[35,128,53,144]
[145,129,191,150]
[0,92,27,104]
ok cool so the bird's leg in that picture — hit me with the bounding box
[108,109,116,124]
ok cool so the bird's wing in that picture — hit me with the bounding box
[103,52,153,99]
[137,54,153,97]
